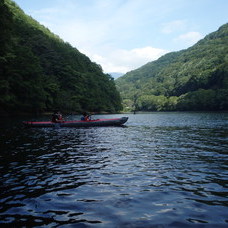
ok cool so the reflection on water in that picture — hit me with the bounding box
[0,113,228,226]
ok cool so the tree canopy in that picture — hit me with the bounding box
[0,0,122,114]
[116,23,228,111]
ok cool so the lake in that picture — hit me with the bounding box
[0,112,228,227]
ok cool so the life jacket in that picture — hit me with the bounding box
[52,114,59,123]
[58,114,63,120]
[81,115,89,121]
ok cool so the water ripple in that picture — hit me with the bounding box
[0,113,228,226]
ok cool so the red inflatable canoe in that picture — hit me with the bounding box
[23,117,128,128]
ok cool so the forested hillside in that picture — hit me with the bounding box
[0,0,122,114]
[116,23,228,111]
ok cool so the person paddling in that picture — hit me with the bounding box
[52,111,64,123]
[81,112,91,121]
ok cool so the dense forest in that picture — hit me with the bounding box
[0,0,122,114]
[116,23,228,111]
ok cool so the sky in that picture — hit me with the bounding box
[13,0,228,74]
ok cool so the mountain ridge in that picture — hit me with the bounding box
[0,0,122,114]
[116,23,228,111]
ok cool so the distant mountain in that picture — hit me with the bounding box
[109,72,124,79]
[0,0,122,114]
[116,23,228,111]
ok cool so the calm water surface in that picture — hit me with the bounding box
[0,112,228,227]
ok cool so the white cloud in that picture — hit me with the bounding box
[29,2,170,74]
[87,47,169,74]
[26,1,206,74]
[174,32,204,46]
[161,20,186,34]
